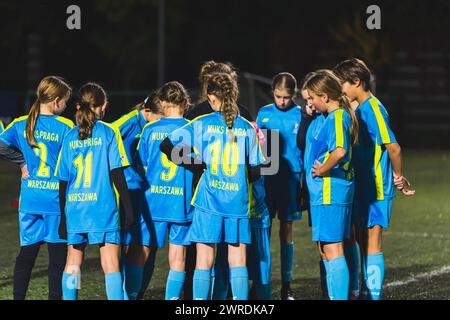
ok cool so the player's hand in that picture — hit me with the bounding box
[58,215,68,240]
[394,175,416,196]
[312,160,325,177]
[305,104,314,116]
[20,164,30,180]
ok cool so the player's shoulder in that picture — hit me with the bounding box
[113,109,139,128]
[142,118,163,133]
[54,116,75,129]
[98,121,120,138]
[257,103,275,114]
[4,115,28,131]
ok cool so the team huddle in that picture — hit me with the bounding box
[0,58,414,301]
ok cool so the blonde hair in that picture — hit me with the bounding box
[304,70,359,145]
[158,81,191,114]
[26,76,72,147]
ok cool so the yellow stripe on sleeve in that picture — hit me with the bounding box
[55,116,75,129]
[101,121,130,167]
[322,152,331,205]
[369,98,391,144]
[113,109,139,129]
[374,139,384,200]
[335,109,344,148]
[0,120,4,132]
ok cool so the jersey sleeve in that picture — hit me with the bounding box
[108,127,130,170]
[0,120,19,149]
[136,127,149,168]
[54,139,70,181]
[248,124,265,166]
[0,120,4,133]
[327,110,350,153]
[367,100,397,145]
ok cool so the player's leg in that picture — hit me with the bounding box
[44,214,67,300]
[279,220,294,299]
[125,244,153,299]
[362,225,384,300]
[165,222,191,300]
[251,227,272,300]
[211,242,229,300]
[194,243,215,300]
[62,243,85,300]
[13,213,44,300]
[228,243,248,300]
[321,242,349,300]
[344,225,360,300]
[99,240,124,300]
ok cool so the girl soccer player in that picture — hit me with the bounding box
[161,73,264,300]
[303,69,358,300]
[256,72,303,300]
[130,81,193,300]
[333,58,415,300]
[56,82,134,300]
[113,91,164,299]
[211,121,272,300]
[0,76,73,300]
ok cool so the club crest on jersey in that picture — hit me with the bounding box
[262,118,270,123]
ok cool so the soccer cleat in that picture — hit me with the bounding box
[281,283,295,300]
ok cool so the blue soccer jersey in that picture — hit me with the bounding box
[138,117,193,223]
[354,96,397,202]
[256,103,303,173]
[307,108,354,206]
[304,114,326,183]
[55,121,129,233]
[113,109,147,190]
[168,112,265,218]
[0,115,74,215]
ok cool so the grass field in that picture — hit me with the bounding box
[0,150,449,300]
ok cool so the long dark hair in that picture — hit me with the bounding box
[75,82,107,140]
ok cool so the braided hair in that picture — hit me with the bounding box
[206,72,239,140]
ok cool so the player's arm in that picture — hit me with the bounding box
[160,137,206,174]
[111,167,135,230]
[297,111,313,153]
[385,142,415,195]
[312,147,347,177]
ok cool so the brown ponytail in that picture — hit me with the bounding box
[304,69,359,145]
[26,76,72,147]
[158,81,191,114]
[75,82,107,140]
[206,73,239,141]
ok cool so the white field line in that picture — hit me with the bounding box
[384,231,450,239]
[384,265,450,289]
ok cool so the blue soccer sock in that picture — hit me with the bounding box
[280,242,294,283]
[121,262,129,300]
[365,253,385,300]
[105,272,124,300]
[165,270,186,300]
[125,264,144,300]
[140,252,156,295]
[193,269,211,300]
[323,260,332,299]
[62,272,79,300]
[230,266,249,300]
[255,282,272,300]
[212,244,229,300]
[328,256,350,300]
[344,242,360,294]
[319,260,328,296]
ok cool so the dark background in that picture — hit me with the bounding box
[1,0,449,148]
